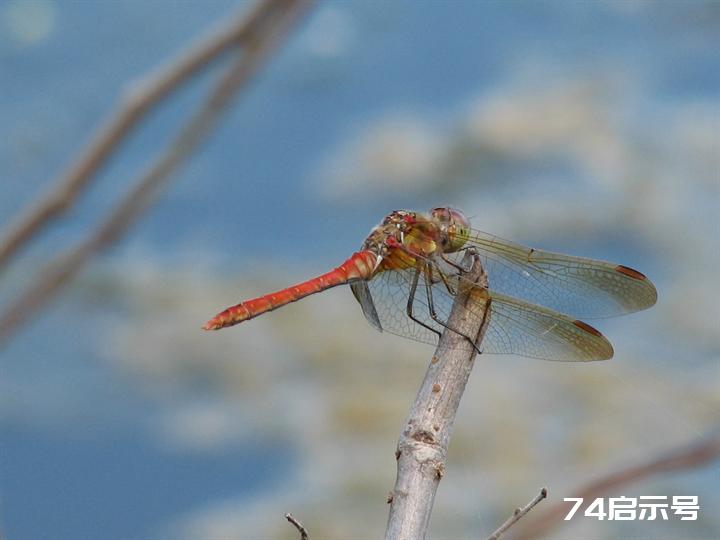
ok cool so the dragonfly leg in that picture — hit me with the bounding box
[436,266,457,296]
[406,266,442,339]
[441,251,479,275]
[424,264,482,354]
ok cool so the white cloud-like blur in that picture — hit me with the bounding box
[2,0,56,47]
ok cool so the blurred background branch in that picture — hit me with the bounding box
[507,432,720,540]
[0,0,314,344]
[0,0,292,271]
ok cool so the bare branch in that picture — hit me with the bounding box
[385,251,491,540]
[285,513,309,540]
[507,433,720,540]
[487,487,547,540]
[0,0,313,344]
[0,0,290,270]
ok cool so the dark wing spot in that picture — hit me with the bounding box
[573,319,604,338]
[615,264,647,280]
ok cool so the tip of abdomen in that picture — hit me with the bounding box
[202,303,251,331]
[201,320,221,331]
[202,315,237,330]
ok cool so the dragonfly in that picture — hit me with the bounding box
[203,207,657,361]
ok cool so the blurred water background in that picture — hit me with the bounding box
[1,1,719,538]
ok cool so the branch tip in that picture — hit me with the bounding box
[285,513,309,540]
[486,487,548,540]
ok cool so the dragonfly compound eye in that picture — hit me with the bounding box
[431,207,471,252]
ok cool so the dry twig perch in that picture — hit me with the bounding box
[385,251,491,540]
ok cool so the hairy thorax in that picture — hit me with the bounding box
[361,210,443,273]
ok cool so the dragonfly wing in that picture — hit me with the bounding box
[360,259,612,361]
[360,266,445,346]
[483,291,614,361]
[458,228,658,319]
[350,281,383,332]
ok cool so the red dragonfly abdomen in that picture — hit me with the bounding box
[203,251,377,330]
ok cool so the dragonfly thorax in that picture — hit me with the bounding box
[362,210,417,255]
[361,209,444,263]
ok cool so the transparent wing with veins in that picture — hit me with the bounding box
[447,228,658,319]
[351,256,614,362]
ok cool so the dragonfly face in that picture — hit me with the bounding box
[430,207,471,254]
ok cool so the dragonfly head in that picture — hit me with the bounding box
[430,207,471,253]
